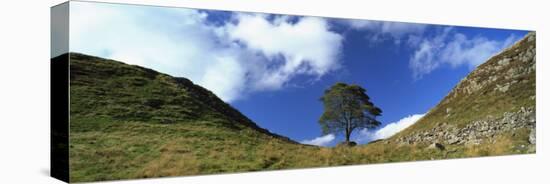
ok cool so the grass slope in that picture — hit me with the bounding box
[68,53,307,182]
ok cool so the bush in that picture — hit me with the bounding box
[143,98,164,108]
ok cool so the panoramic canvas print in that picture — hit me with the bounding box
[51,1,536,183]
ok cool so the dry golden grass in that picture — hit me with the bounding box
[464,137,512,157]
[135,142,200,178]
[463,128,532,157]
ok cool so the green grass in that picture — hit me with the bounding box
[69,116,285,181]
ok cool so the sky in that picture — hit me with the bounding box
[69,2,529,146]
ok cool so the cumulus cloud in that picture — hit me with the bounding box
[356,113,425,143]
[69,2,343,102]
[341,20,519,79]
[70,2,246,101]
[223,13,343,90]
[300,134,335,146]
[343,19,427,44]
[409,27,518,79]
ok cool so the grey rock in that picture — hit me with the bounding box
[396,107,535,147]
[498,58,511,66]
[428,142,445,151]
[447,137,459,145]
[528,34,535,42]
[496,83,510,93]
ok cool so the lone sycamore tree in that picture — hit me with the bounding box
[319,83,382,144]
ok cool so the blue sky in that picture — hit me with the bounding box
[69,2,528,146]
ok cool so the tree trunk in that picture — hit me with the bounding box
[345,125,350,142]
[345,117,351,142]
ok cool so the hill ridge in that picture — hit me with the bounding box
[388,32,536,148]
[68,52,295,143]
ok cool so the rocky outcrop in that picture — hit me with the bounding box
[391,32,536,150]
[395,107,535,146]
[445,32,535,101]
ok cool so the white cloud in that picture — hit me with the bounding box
[409,27,519,79]
[69,2,344,102]
[70,2,245,102]
[300,134,335,146]
[343,19,427,44]
[356,113,425,143]
[224,13,344,90]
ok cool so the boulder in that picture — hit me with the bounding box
[446,137,460,145]
[428,142,445,151]
[498,58,511,66]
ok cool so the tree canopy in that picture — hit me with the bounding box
[319,82,382,143]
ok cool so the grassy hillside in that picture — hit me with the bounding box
[67,32,535,182]
[69,53,292,141]
[68,53,307,182]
